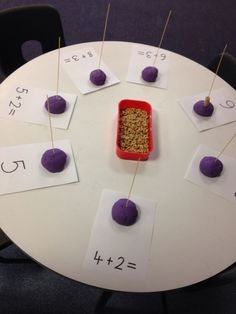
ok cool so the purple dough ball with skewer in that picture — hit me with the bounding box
[199,156,223,177]
[90,69,107,86]
[112,198,138,226]
[45,95,66,114]
[193,99,214,117]
[41,148,67,173]
[141,66,158,82]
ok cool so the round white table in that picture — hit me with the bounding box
[0,41,236,292]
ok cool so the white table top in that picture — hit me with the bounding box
[0,41,236,292]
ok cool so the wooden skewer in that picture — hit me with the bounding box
[125,159,140,208]
[56,36,61,98]
[150,206,157,245]
[98,3,111,69]
[204,96,210,107]
[216,133,236,159]
[46,95,55,153]
[153,10,172,66]
[205,43,228,107]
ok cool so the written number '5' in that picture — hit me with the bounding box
[1,160,26,173]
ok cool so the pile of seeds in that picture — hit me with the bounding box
[119,107,149,153]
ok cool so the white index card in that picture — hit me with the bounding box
[83,189,157,285]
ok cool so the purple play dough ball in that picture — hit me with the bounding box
[45,95,66,114]
[90,69,106,86]
[199,156,223,178]
[112,198,138,226]
[41,148,67,173]
[141,66,158,82]
[193,100,214,117]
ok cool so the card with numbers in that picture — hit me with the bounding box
[126,44,170,89]
[60,47,120,94]
[83,189,157,285]
[0,139,78,195]
[185,144,236,202]
[178,87,236,131]
[0,85,78,129]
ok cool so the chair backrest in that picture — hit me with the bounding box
[0,229,11,250]
[207,52,236,90]
[0,4,65,76]
[184,262,236,291]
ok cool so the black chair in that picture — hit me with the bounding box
[0,229,11,250]
[95,289,168,314]
[165,263,236,314]
[95,263,236,314]
[183,262,236,292]
[0,4,65,77]
[0,228,35,264]
[0,4,65,263]
[207,52,236,89]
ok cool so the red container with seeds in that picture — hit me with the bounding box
[116,99,153,161]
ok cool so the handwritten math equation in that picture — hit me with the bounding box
[218,99,235,109]
[137,49,167,61]
[93,250,137,271]
[0,160,26,174]
[8,87,29,116]
[63,50,94,64]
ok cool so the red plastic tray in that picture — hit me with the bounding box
[116,99,153,161]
